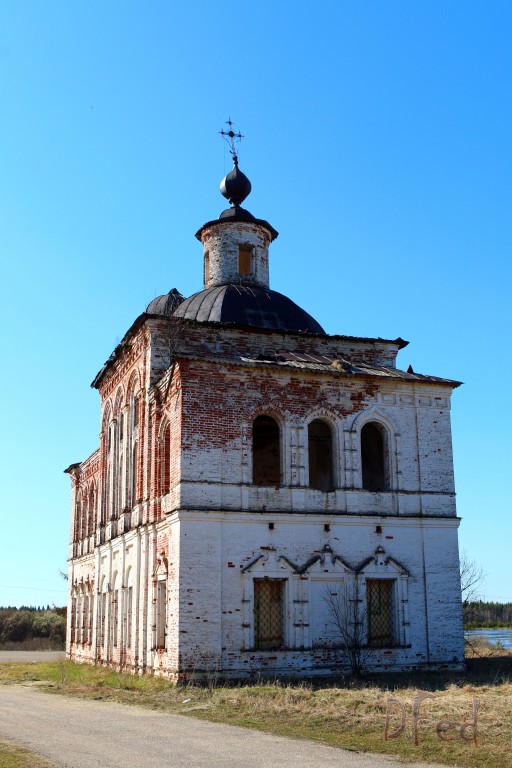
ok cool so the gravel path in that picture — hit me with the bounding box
[0,685,448,768]
[0,651,65,663]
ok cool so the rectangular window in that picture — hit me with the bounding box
[70,597,77,644]
[126,586,133,649]
[100,593,107,646]
[112,590,119,648]
[88,593,94,645]
[254,579,284,650]
[366,579,395,647]
[156,580,167,649]
[238,247,252,275]
[204,250,210,284]
[82,595,88,644]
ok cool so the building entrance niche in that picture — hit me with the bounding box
[308,419,334,491]
[252,415,280,486]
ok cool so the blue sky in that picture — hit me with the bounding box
[0,1,510,607]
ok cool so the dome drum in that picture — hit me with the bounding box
[198,219,272,291]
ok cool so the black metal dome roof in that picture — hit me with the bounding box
[172,284,325,333]
[146,288,184,316]
[220,160,252,207]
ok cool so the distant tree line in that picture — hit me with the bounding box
[465,601,512,629]
[0,606,67,645]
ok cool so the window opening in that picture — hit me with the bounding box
[366,579,394,647]
[253,579,284,650]
[82,594,88,644]
[70,596,77,643]
[131,441,138,504]
[238,246,252,276]
[112,590,119,648]
[252,415,280,486]
[156,579,167,649]
[204,250,210,284]
[126,586,133,649]
[361,423,387,491]
[99,593,107,646]
[160,424,171,496]
[88,591,94,644]
[308,419,334,491]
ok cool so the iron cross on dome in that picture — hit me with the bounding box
[219,118,244,165]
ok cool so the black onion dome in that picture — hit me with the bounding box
[220,161,252,207]
[173,284,325,334]
[146,288,185,316]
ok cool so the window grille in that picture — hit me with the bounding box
[254,579,284,650]
[366,579,394,647]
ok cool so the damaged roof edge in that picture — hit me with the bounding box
[90,311,409,390]
[64,462,81,474]
[90,313,150,389]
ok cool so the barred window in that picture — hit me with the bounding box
[254,579,284,650]
[366,579,395,647]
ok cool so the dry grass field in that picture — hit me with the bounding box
[0,738,56,768]
[0,642,511,768]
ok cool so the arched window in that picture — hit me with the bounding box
[74,493,81,543]
[87,486,95,539]
[204,250,210,285]
[131,440,139,504]
[111,573,119,650]
[160,423,171,496]
[253,415,281,487]
[361,422,387,491]
[308,419,334,491]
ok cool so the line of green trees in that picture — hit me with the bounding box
[0,606,67,644]
[465,601,512,629]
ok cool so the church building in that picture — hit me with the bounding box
[66,137,464,679]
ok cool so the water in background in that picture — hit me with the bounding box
[465,628,512,649]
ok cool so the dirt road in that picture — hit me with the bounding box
[0,685,447,768]
[0,651,65,663]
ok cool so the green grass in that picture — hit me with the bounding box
[1,656,512,768]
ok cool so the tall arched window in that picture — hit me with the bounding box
[74,493,81,543]
[308,419,334,491]
[253,415,281,487]
[87,486,95,539]
[361,422,387,491]
[160,423,171,496]
[131,440,139,504]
